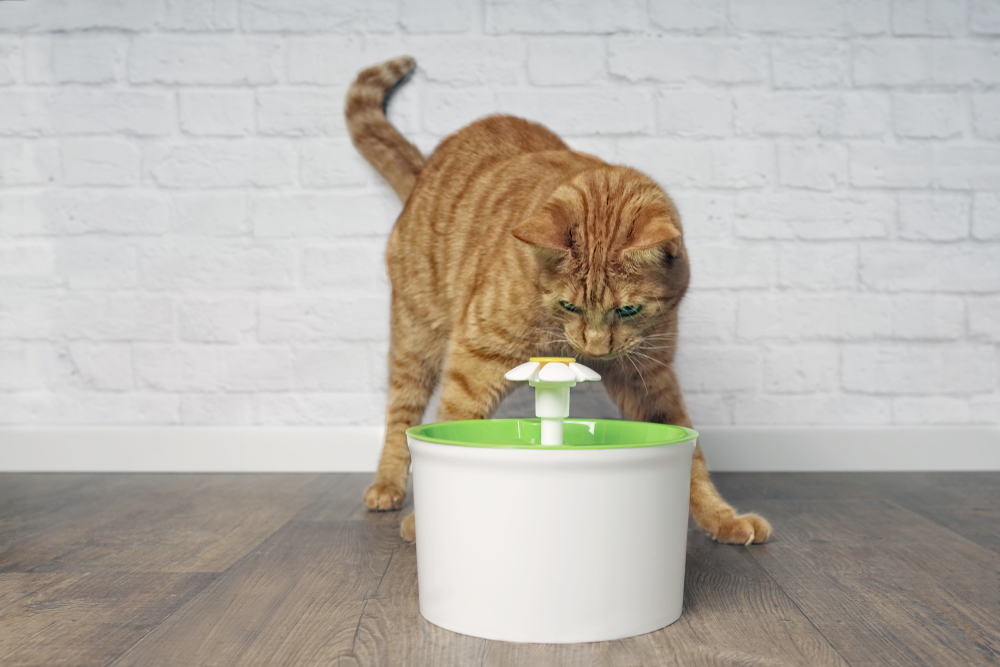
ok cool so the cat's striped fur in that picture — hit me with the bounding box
[346,56,771,546]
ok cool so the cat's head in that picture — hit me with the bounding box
[512,166,689,360]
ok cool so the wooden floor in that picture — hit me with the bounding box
[0,472,997,666]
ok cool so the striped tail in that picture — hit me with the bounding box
[345,56,425,202]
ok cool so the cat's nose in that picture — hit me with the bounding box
[582,330,611,358]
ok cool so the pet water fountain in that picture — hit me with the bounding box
[406,357,698,643]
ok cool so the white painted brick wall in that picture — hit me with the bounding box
[0,0,996,427]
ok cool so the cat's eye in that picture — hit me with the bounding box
[559,301,582,313]
[615,305,643,318]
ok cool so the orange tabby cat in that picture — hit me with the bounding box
[346,56,771,546]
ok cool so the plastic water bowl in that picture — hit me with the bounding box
[406,418,698,644]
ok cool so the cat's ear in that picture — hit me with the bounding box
[625,216,682,257]
[511,207,572,251]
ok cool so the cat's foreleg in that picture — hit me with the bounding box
[364,307,447,512]
[602,361,772,545]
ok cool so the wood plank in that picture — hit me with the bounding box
[293,473,413,523]
[853,472,1000,557]
[0,473,333,574]
[110,519,398,667]
[711,472,881,502]
[0,571,215,666]
[749,499,1000,667]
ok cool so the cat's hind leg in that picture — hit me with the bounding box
[602,360,772,545]
[364,299,447,512]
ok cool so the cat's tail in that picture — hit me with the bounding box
[345,56,425,202]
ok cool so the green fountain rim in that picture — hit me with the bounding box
[406,418,698,450]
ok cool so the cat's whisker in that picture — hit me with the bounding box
[624,352,649,396]
[630,351,671,368]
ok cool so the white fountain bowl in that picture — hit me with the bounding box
[406,418,697,644]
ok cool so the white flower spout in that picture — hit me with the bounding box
[504,357,601,445]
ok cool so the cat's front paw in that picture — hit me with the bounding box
[400,512,416,542]
[363,482,406,511]
[709,513,772,545]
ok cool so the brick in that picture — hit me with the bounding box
[180,394,254,425]
[730,0,890,35]
[735,192,892,239]
[777,141,849,191]
[136,345,292,392]
[678,291,738,343]
[301,242,390,291]
[684,394,732,426]
[485,0,646,33]
[251,192,396,239]
[733,394,892,425]
[401,0,472,32]
[934,146,1000,189]
[55,239,138,289]
[674,345,760,392]
[0,140,59,185]
[1,293,174,342]
[672,191,734,241]
[771,40,850,89]
[850,145,934,188]
[256,392,384,425]
[617,140,772,189]
[68,343,133,391]
[566,137,617,162]
[970,395,1000,424]
[0,38,17,85]
[0,0,161,32]
[144,142,297,188]
[528,39,605,86]
[179,91,254,137]
[169,192,247,237]
[422,87,496,136]
[178,297,256,343]
[968,296,1000,341]
[687,243,776,289]
[738,293,893,340]
[241,0,397,32]
[897,192,970,240]
[387,38,527,86]
[861,243,1000,292]
[0,393,179,426]
[61,138,140,186]
[292,345,370,391]
[649,0,726,32]
[892,0,967,36]
[256,89,344,137]
[853,41,1000,86]
[0,90,172,137]
[0,342,63,390]
[0,242,56,288]
[259,296,390,343]
[129,35,283,85]
[1,191,170,236]
[51,35,126,84]
[496,90,653,136]
[972,193,1000,240]
[892,295,965,340]
[893,93,964,139]
[162,0,238,31]
[286,36,367,85]
[778,242,858,289]
[842,344,996,394]
[140,241,296,291]
[656,91,732,138]
[892,397,971,425]
[735,92,890,138]
[300,140,371,188]
[971,0,1000,33]
[608,37,767,84]
[763,343,838,393]
[972,94,1000,139]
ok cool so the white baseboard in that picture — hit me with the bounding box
[0,425,997,473]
